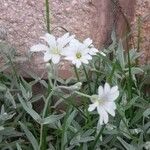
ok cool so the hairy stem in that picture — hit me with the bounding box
[82,64,92,94]
[45,0,50,33]
[73,65,80,82]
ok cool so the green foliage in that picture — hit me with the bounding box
[0,32,149,150]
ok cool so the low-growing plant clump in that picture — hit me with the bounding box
[0,30,149,150]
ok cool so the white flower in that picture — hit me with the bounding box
[99,51,106,56]
[83,38,99,55]
[144,142,150,150]
[88,83,119,125]
[63,39,92,68]
[30,33,75,64]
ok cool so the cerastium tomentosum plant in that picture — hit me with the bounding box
[0,30,149,150]
[29,32,120,149]
[30,32,117,126]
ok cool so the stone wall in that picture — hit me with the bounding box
[132,0,150,64]
[0,0,148,78]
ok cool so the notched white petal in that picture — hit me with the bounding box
[108,91,119,101]
[41,33,56,47]
[43,52,52,62]
[30,44,49,52]
[104,83,111,94]
[98,86,104,96]
[51,55,60,64]
[88,103,97,112]
[110,86,118,94]
[83,38,92,46]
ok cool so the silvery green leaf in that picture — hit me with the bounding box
[0,112,15,122]
[66,110,77,128]
[0,105,5,114]
[39,80,48,88]
[42,114,64,125]
[147,128,150,134]
[5,90,16,108]
[48,143,55,150]
[80,136,95,143]
[129,48,142,62]
[131,67,144,75]
[144,142,150,150]
[117,137,136,150]
[116,40,125,69]
[47,120,62,129]
[16,143,23,150]
[19,122,39,150]
[20,83,32,100]
[70,134,81,145]
[125,96,139,110]
[111,30,116,44]
[20,76,32,91]
[0,83,7,91]
[131,109,144,125]
[0,126,4,131]
[0,127,22,137]
[18,94,42,124]
[143,108,150,118]
[82,129,94,137]
[83,143,88,150]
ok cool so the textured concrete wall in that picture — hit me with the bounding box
[132,0,150,64]
[1,0,145,78]
[0,0,98,78]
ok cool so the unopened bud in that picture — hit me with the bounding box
[71,82,82,90]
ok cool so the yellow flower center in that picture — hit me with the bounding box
[51,48,60,54]
[76,52,82,59]
[92,95,106,105]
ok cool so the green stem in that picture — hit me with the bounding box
[39,91,53,150]
[117,109,133,138]
[92,125,105,149]
[82,64,92,94]
[73,65,80,82]
[61,107,73,150]
[45,0,50,33]
[94,60,101,93]
[39,124,45,150]
[7,55,20,85]
[107,62,116,84]
[75,91,91,99]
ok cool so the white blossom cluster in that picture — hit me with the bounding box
[30,33,119,125]
[30,33,105,68]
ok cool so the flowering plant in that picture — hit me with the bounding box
[0,31,149,150]
[31,32,119,126]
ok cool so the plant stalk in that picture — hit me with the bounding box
[82,64,92,94]
[45,0,50,33]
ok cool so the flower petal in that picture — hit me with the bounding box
[43,52,52,62]
[108,91,119,101]
[84,54,92,60]
[89,48,99,55]
[51,55,60,64]
[88,103,97,112]
[30,44,49,52]
[98,86,104,96]
[41,33,56,48]
[99,115,104,125]
[110,86,118,94]
[57,33,75,48]
[97,106,109,124]
[81,58,89,64]
[99,51,106,56]
[76,61,81,68]
[83,38,92,47]
[103,102,116,116]
[104,83,111,94]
